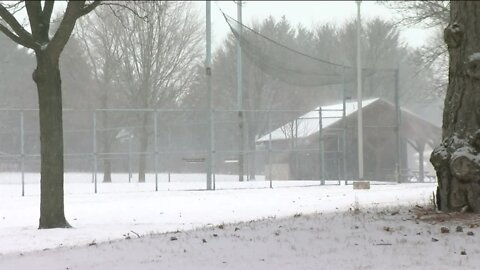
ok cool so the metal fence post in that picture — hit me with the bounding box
[236,1,244,183]
[93,111,97,194]
[128,135,132,183]
[394,68,402,183]
[268,111,273,188]
[342,67,348,185]
[319,107,325,185]
[212,109,216,190]
[206,0,214,190]
[356,0,364,181]
[154,110,158,192]
[20,111,25,197]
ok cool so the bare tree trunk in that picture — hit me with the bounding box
[238,111,244,182]
[102,136,112,183]
[248,123,256,180]
[138,133,148,183]
[418,142,425,183]
[0,0,100,230]
[431,1,480,212]
[34,53,70,229]
[100,98,112,183]
[138,112,149,183]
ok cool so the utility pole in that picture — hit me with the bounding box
[356,0,364,181]
[342,68,348,185]
[394,68,401,183]
[236,0,244,182]
[319,107,325,185]
[20,111,25,197]
[206,0,213,190]
[153,110,158,191]
[93,111,97,193]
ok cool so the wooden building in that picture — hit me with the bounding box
[257,98,440,182]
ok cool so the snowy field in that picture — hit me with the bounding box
[2,173,478,269]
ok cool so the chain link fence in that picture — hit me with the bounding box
[0,102,434,196]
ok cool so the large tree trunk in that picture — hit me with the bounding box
[34,52,70,229]
[430,1,480,212]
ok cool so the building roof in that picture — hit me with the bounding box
[257,98,379,142]
[257,98,441,147]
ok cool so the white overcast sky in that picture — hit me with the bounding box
[194,1,435,50]
[10,1,434,52]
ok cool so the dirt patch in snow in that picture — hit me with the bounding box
[413,206,480,226]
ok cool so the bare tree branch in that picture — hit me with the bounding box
[380,1,449,28]
[1,1,23,10]
[100,1,148,20]
[25,1,42,40]
[381,0,449,98]
[3,1,25,16]
[79,0,101,17]
[0,22,33,48]
[47,1,85,57]
[43,0,55,23]
[77,19,101,84]
[0,3,36,48]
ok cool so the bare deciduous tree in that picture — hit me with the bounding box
[430,1,480,212]
[0,1,100,229]
[380,1,449,28]
[78,7,124,183]
[115,1,203,182]
[381,1,450,97]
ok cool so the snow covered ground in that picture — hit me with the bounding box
[1,173,477,269]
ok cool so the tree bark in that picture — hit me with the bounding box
[138,134,148,183]
[102,149,112,183]
[418,142,425,183]
[246,113,257,181]
[248,135,257,180]
[34,52,70,229]
[101,98,112,183]
[138,112,149,183]
[0,0,100,230]
[238,111,244,182]
[431,1,480,212]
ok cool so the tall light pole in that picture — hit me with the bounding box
[236,0,244,182]
[356,0,364,181]
[206,0,213,190]
[394,67,401,183]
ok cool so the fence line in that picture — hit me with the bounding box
[0,105,418,196]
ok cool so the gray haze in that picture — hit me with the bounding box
[0,1,442,183]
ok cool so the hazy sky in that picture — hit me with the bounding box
[9,1,435,53]
[199,1,435,50]
[2,1,441,120]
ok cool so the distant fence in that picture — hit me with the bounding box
[0,106,429,195]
